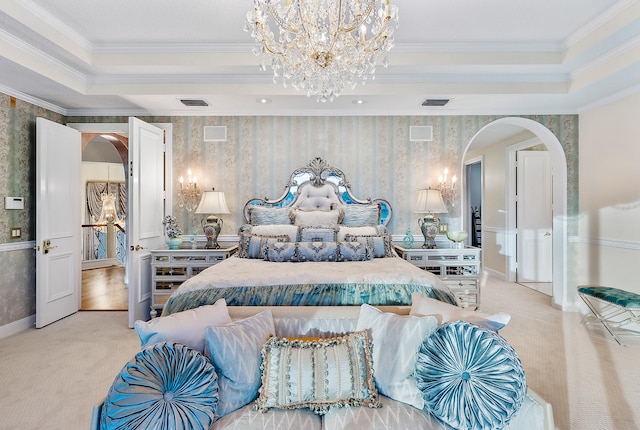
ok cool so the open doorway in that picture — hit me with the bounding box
[463,117,568,310]
[80,134,128,311]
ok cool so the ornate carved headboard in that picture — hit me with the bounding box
[243,157,392,225]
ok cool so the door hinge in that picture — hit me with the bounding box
[130,161,133,177]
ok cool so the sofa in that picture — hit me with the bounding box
[91,297,554,430]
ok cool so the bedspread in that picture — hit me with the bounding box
[162,256,457,315]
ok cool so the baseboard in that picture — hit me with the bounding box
[483,267,506,280]
[82,258,123,270]
[0,315,35,339]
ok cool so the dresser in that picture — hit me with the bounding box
[394,244,481,309]
[150,245,238,317]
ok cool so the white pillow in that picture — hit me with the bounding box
[290,208,344,226]
[204,309,275,417]
[337,225,379,242]
[134,298,231,353]
[410,292,511,331]
[250,224,300,242]
[356,304,437,410]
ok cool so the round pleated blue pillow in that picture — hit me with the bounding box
[101,342,218,430]
[415,321,526,430]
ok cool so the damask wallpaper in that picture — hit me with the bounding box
[68,114,579,239]
[1,93,578,328]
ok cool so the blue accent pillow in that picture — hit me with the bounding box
[100,342,218,430]
[415,321,526,430]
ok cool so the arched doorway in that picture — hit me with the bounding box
[463,117,568,310]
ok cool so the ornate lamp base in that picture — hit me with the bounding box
[202,216,223,249]
[418,215,439,249]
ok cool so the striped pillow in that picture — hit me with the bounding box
[255,331,380,415]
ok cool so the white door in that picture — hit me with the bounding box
[516,150,552,283]
[35,118,81,328]
[127,117,166,327]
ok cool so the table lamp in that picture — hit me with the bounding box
[415,188,448,249]
[195,189,230,249]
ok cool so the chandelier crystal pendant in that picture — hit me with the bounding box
[245,0,399,102]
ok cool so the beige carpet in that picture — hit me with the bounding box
[0,278,638,430]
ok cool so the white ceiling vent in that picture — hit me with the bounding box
[203,126,227,142]
[410,126,433,142]
[180,99,209,107]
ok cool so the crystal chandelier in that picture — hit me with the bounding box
[245,0,399,102]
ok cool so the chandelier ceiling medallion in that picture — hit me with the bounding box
[245,0,399,102]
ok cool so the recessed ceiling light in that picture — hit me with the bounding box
[352,99,367,105]
[257,98,272,104]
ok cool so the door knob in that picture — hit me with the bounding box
[42,239,57,254]
[129,245,144,251]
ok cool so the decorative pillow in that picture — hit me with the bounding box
[356,304,437,410]
[336,204,381,227]
[296,241,339,262]
[299,226,338,242]
[101,342,218,430]
[410,292,511,331]
[344,234,396,258]
[336,225,379,242]
[264,242,298,262]
[250,224,300,242]
[134,298,230,353]
[337,241,373,262]
[415,321,527,430]
[238,233,290,259]
[290,207,344,226]
[255,331,380,415]
[204,310,276,417]
[248,205,292,225]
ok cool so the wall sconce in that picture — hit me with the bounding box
[177,168,201,212]
[438,168,457,208]
[195,189,230,249]
[415,188,448,249]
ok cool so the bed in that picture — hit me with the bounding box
[162,157,456,316]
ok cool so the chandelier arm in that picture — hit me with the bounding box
[341,0,375,33]
[267,4,299,34]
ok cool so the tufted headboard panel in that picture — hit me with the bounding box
[294,183,341,211]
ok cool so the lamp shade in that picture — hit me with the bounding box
[415,188,448,214]
[195,191,230,215]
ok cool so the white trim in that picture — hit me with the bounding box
[0,85,66,115]
[0,240,36,252]
[578,83,640,113]
[570,236,640,251]
[564,0,638,49]
[0,315,34,339]
[483,267,507,281]
[464,117,569,310]
[571,34,640,79]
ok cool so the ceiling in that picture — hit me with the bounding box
[1,0,640,117]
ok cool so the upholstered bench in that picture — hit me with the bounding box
[578,286,640,345]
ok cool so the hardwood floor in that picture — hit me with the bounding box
[81,266,128,311]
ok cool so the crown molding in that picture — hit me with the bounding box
[564,0,638,49]
[0,28,88,83]
[0,84,66,115]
